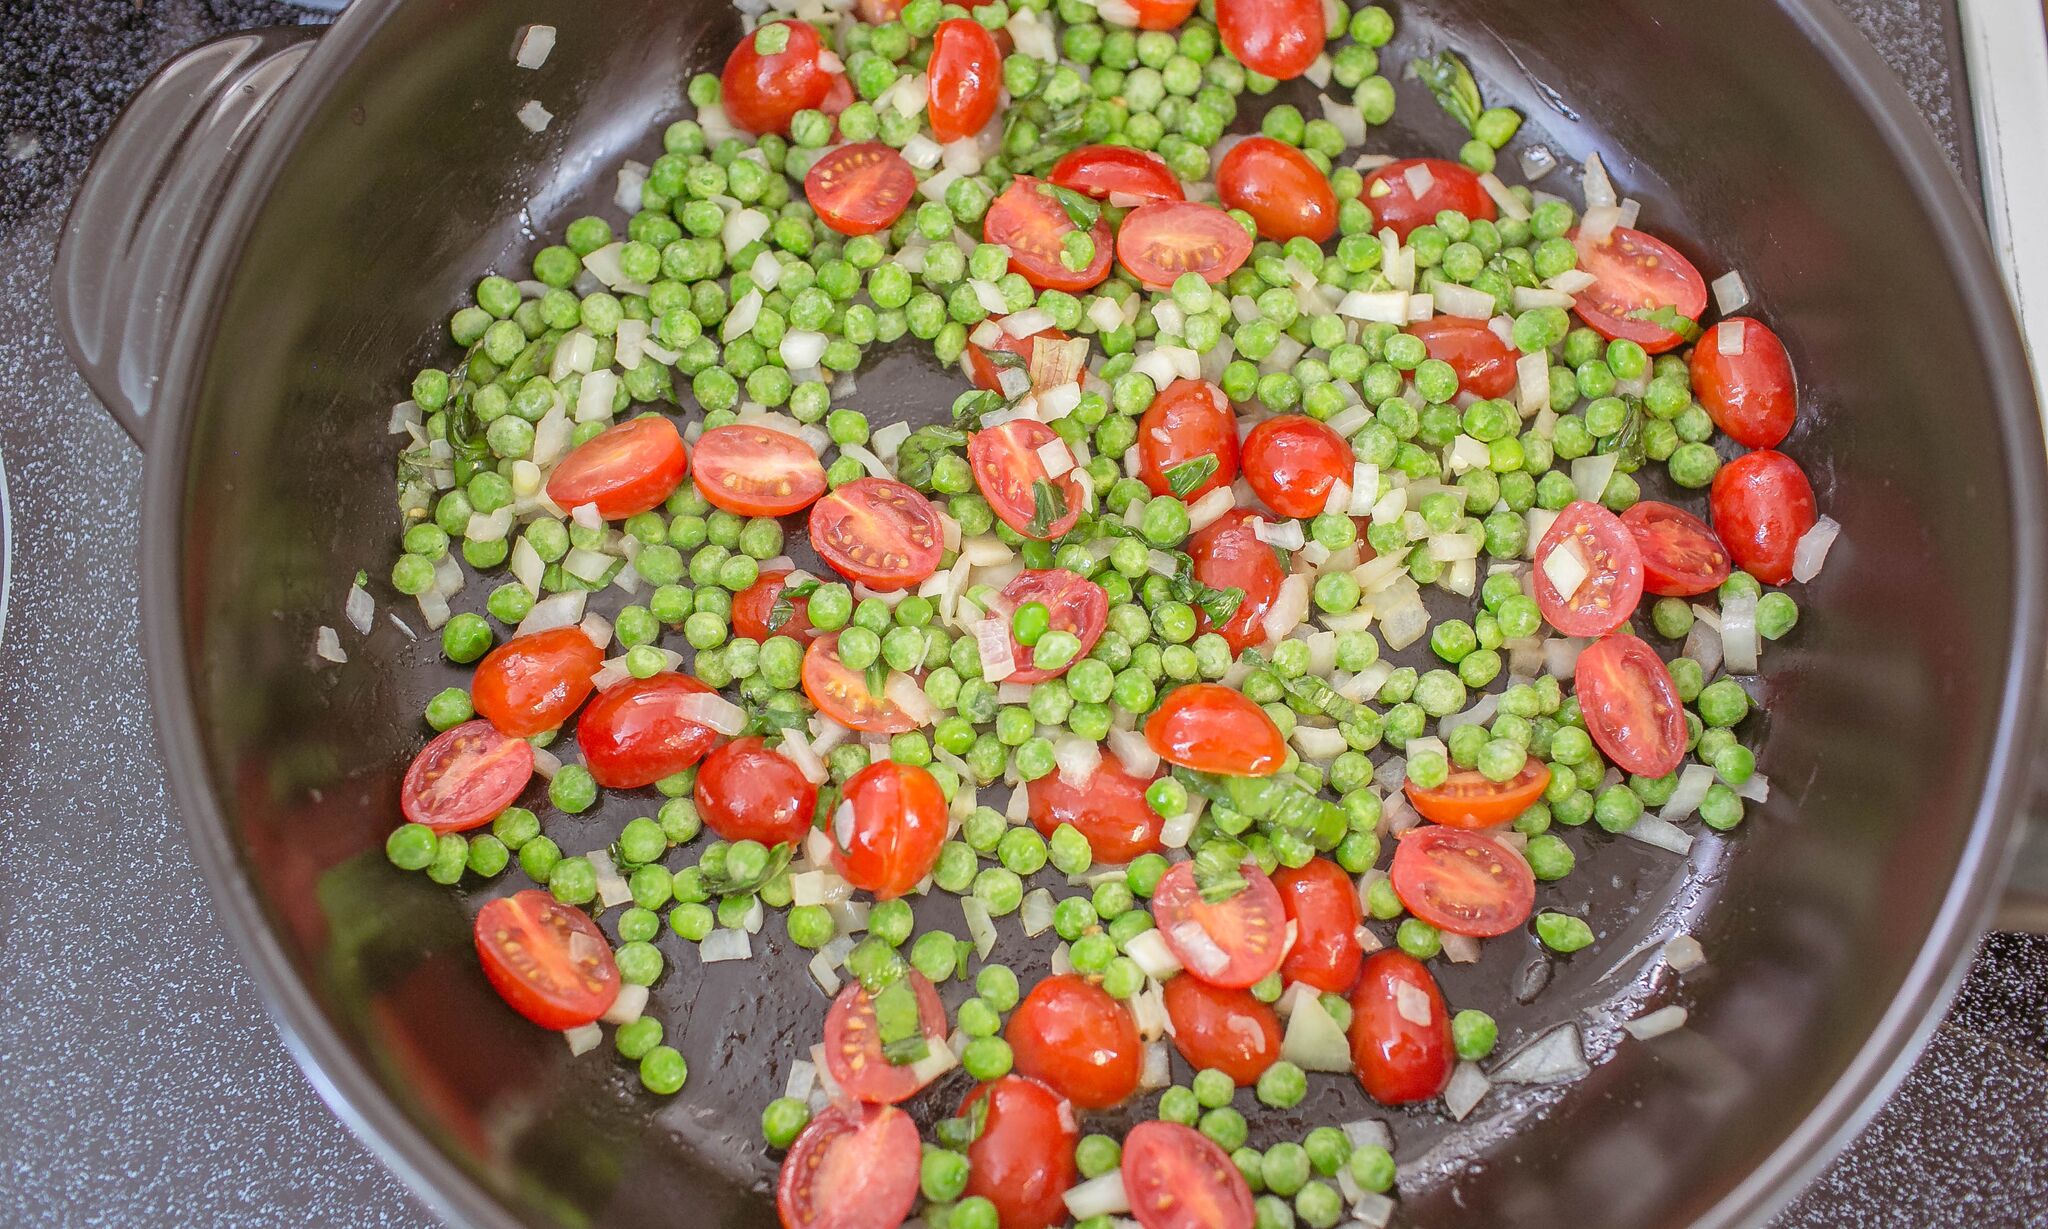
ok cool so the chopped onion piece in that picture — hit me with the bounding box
[1540,538,1590,604]
[1252,518,1305,550]
[1617,197,1642,229]
[1517,350,1551,416]
[1624,814,1695,855]
[1393,981,1433,1027]
[675,691,749,735]
[883,673,938,727]
[973,618,1016,682]
[1624,1005,1689,1040]
[1262,575,1310,643]
[700,929,754,963]
[529,745,561,779]
[601,983,649,1026]
[563,1023,602,1055]
[516,99,553,132]
[1718,319,1747,356]
[1139,1039,1171,1088]
[1124,929,1183,980]
[1337,289,1412,324]
[1170,921,1232,979]
[1580,203,1623,243]
[1659,763,1716,822]
[1281,992,1354,1072]
[1063,1173,1132,1220]
[1720,590,1760,674]
[1441,932,1482,964]
[1403,162,1436,199]
[1546,269,1599,295]
[513,24,556,69]
[1319,95,1367,146]
[1341,1119,1392,1152]
[1478,171,1530,221]
[1572,452,1619,504]
[1665,934,1707,973]
[1187,487,1236,532]
[314,626,347,664]
[1491,1024,1588,1086]
[1793,515,1841,583]
[517,590,587,638]
[1433,281,1496,319]
[1291,724,1348,761]
[961,898,997,958]
[1020,887,1056,937]
[1443,1060,1491,1121]
[1735,772,1770,803]
[1107,727,1160,778]
[1712,269,1752,315]
[1582,151,1617,207]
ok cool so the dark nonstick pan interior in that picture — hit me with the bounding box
[134,0,2041,1226]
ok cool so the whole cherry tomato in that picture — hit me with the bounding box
[1709,449,1817,585]
[1216,137,1337,242]
[1161,975,1282,1085]
[470,627,603,738]
[721,20,838,137]
[694,735,818,846]
[831,760,948,899]
[1137,379,1240,502]
[1692,318,1797,449]
[576,672,723,788]
[927,19,1001,143]
[1348,950,1453,1105]
[1241,414,1351,518]
[1272,858,1364,993]
[1215,0,1326,80]
[959,1076,1079,1229]
[1006,973,1143,1109]
[1364,159,1496,240]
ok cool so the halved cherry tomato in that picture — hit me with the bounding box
[856,0,906,22]
[576,672,722,788]
[1161,975,1282,1085]
[1007,973,1142,1109]
[471,626,604,738]
[1348,950,1453,1105]
[1709,448,1817,585]
[1241,414,1350,518]
[733,568,818,644]
[691,423,827,517]
[1532,500,1645,637]
[1363,159,1496,240]
[1188,509,1285,653]
[1050,145,1185,204]
[824,970,948,1104]
[1692,318,1797,448]
[1570,226,1708,354]
[809,476,944,590]
[1146,683,1287,777]
[695,735,818,846]
[474,889,619,1029]
[1215,0,1326,80]
[1405,757,1550,829]
[1152,861,1288,989]
[983,176,1114,292]
[960,1076,1080,1229]
[801,632,918,734]
[1216,137,1336,243]
[966,323,1069,392]
[831,760,948,899]
[969,419,1084,540]
[777,1101,921,1229]
[1273,858,1364,993]
[927,19,1002,143]
[1138,379,1239,502]
[1621,501,1732,597]
[999,569,1107,683]
[1122,1121,1256,1229]
[1407,316,1519,400]
[804,142,917,237]
[1116,201,1255,289]
[1126,0,1200,30]
[721,20,836,137]
[1389,826,1536,938]
[401,720,534,832]
[1027,755,1164,863]
[1575,633,1687,777]
[545,416,690,520]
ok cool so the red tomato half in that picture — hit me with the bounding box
[1215,0,1326,80]
[1027,756,1164,863]
[1570,226,1709,354]
[1162,974,1282,1085]
[805,142,917,237]
[1122,1121,1256,1229]
[722,20,835,137]
[984,176,1114,293]
[576,672,722,788]
[1116,201,1255,289]
[960,1077,1080,1229]
[801,632,917,734]
[1273,858,1364,993]
[401,720,534,833]
[999,569,1107,683]
[1709,449,1817,585]
[1405,757,1550,829]
[824,971,949,1104]
[966,323,1069,393]
[1364,159,1496,240]
[471,626,603,738]
[1152,861,1288,989]
[1348,951,1453,1105]
[1620,501,1732,597]
[1389,826,1536,938]
[1127,0,1200,29]
[969,419,1084,540]
[831,760,948,899]
[809,477,944,590]
[545,416,690,520]
[1241,414,1350,518]
[1145,683,1287,777]
[691,423,827,517]
[1188,509,1285,653]
[777,1102,921,1229]
[1575,633,1687,777]
[695,735,818,846]
[1050,145,1185,204]
[928,19,1001,142]
[1407,316,1518,400]
[474,890,620,1030]
[1692,318,1797,448]
[732,568,818,644]
[1138,379,1239,502]
[1532,500,1645,637]
[1216,137,1336,243]
[1007,973,1142,1109]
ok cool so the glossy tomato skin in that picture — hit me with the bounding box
[1138,379,1239,502]
[804,142,917,237]
[471,627,604,738]
[809,477,944,590]
[1692,318,1797,448]
[1128,0,1200,29]
[1364,159,1496,240]
[1388,826,1536,938]
[722,20,835,137]
[1161,975,1282,1085]
[1273,858,1365,993]
[1216,0,1325,80]
[1007,973,1143,1109]
[1620,501,1732,597]
[1709,449,1818,586]
[966,323,1068,392]
[1000,569,1107,683]
[1575,633,1688,777]
[1348,951,1454,1105]
[1570,226,1709,354]
[576,672,722,788]
[1050,145,1185,204]
[1216,137,1336,242]
[1188,509,1285,652]
[984,177,1115,293]
[1145,683,1287,777]
[1405,757,1550,829]
[801,632,917,733]
[401,720,535,832]
[832,761,948,899]
[1115,201,1255,289]
[475,890,620,1030]
[1242,414,1351,518]
[733,569,819,644]
[545,416,690,520]
[1027,756,1165,863]
[1408,316,1519,399]
[777,1102,922,1229]
[692,424,828,517]
[928,19,1001,142]
[695,735,818,846]
[1532,500,1646,637]
[969,419,1084,540]
[824,972,949,1104]
[1151,861,1289,989]
[1122,1121,1257,1229]
[959,1077,1080,1229]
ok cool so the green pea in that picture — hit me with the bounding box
[1536,911,1595,953]
[762,1097,811,1149]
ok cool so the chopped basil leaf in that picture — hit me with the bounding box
[865,660,889,700]
[1025,477,1070,538]
[1411,49,1485,135]
[983,347,1027,369]
[1163,454,1219,499]
[1045,183,1102,232]
[699,841,794,897]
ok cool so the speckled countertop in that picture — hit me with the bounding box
[0,1,2043,1225]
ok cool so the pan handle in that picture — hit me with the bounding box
[51,26,320,450]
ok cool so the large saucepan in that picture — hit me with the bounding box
[51,0,2048,1225]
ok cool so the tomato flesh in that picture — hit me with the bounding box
[984,176,1114,293]
[809,477,944,590]
[474,890,619,1030]
[1389,826,1536,938]
[1122,1121,1256,1229]
[1709,448,1817,586]
[1272,858,1364,993]
[1188,509,1286,653]
[1621,501,1732,597]
[1570,226,1709,354]
[1145,682,1288,777]
[831,760,948,899]
[1241,414,1350,519]
[692,423,827,517]
[1348,950,1453,1105]
[545,416,690,520]
[1161,975,1282,1085]
[576,672,722,789]
[928,19,1001,142]
[777,1102,922,1229]
[695,735,818,846]
[966,323,1068,393]
[1151,861,1289,989]
[801,632,917,734]
[1364,159,1497,240]
[1404,756,1550,829]
[732,569,819,644]
[1575,633,1688,777]
[960,1077,1080,1229]
[1115,200,1254,289]
[1215,0,1326,80]
[1216,137,1336,243]
[1050,145,1185,204]
[471,626,604,738]
[824,971,949,1104]
[1137,379,1239,502]
[1027,756,1165,863]
[722,20,835,137]
[969,419,1085,540]
[1407,316,1519,400]
[1007,973,1143,1109]
[401,720,534,833]
[1532,500,1645,637]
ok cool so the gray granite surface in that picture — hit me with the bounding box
[0,1,2041,1226]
